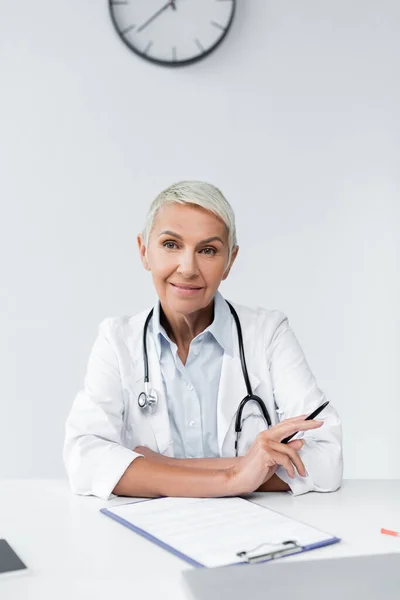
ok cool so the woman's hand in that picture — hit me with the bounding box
[134,446,168,463]
[227,416,323,495]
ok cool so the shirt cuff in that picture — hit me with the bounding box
[92,445,144,500]
[275,466,315,496]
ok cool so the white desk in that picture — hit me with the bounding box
[0,480,399,599]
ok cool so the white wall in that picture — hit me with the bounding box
[1,0,399,479]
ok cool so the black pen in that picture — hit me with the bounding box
[281,400,330,444]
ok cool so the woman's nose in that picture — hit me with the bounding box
[177,251,199,277]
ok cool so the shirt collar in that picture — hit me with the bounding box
[150,290,233,358]
[207,291,233,355]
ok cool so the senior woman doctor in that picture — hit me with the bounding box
[64,181,343,500]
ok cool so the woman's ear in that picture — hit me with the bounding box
[137,234,150,271]
[222,245,239,281]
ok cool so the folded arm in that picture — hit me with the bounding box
[63,319,249,500]
[130,447,290,492]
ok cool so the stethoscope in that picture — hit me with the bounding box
[137,300,272,456]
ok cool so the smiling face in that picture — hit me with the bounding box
[138,202,238,316]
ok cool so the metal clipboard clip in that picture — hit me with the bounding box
[236,539,303,564]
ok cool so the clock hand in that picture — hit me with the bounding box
[137,2,173,33]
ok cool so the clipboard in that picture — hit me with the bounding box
[100,497,340,569]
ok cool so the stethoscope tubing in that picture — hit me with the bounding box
[138,299,272,453]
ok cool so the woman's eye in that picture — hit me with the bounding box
[163,241,178,250]
[201,247,216,256]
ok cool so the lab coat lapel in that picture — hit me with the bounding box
[135,334,174,457]
[217,353,260,456]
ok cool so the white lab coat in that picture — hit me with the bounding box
[63,302,343,500]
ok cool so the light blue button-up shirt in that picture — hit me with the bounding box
[150,291,233,459]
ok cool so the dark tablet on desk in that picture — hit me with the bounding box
[0,539,27,576]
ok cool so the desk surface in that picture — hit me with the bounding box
[0,479,399,599]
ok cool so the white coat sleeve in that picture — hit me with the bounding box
[268,316,343,496]
[63,318,143,500]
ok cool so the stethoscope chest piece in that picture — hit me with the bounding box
[137,387,158,413]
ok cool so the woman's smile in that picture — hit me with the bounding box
[169,282,204,296]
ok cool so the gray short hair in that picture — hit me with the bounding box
[142,181,237,261]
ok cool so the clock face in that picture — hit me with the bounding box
[109,0,236,66]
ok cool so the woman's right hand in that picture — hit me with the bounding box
[227,416,323,495]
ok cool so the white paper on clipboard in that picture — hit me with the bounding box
[102,496,340,568]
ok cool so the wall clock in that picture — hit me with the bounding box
[109,0,236,67]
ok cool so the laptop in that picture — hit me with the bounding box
[183,553,400,600]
